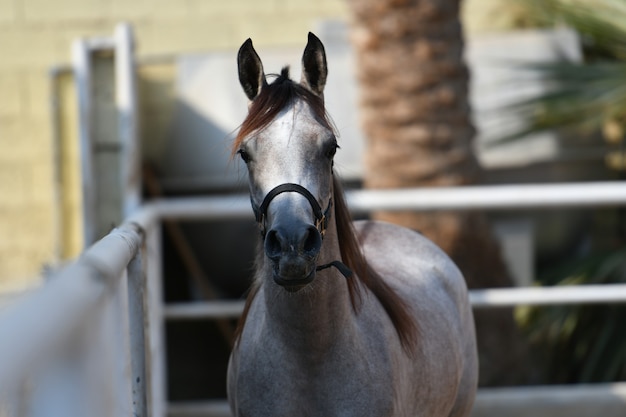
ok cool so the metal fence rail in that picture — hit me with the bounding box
[0,224,145,417]
[1,180,626,417]
[166,382,626,417]
[142,180,626,417]
[137,181,626,223]
[160,282,626,323]
[141,180,626,321]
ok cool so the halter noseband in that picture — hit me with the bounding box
[252,183,332,238]
[251,182,352,279]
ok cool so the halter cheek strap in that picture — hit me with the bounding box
[251,182,352,279]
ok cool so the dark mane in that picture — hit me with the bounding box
[331,176,418,353]
[232,70,418,354]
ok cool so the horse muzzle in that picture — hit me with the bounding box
[264,222,322,289]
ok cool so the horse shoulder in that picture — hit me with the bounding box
[353,219,469,304]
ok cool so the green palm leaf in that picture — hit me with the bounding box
[491,0,626,146]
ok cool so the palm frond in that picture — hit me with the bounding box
[491,0,626,146]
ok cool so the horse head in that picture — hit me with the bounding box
[235,33,339,291]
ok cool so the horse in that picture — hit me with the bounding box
[227,32,478,417]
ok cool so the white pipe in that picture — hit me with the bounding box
[167,400,231,417]
[164,301,246,320]
[165,383,626,417]
[72,38,96,247]
[347,181,626,212]
[159,284,626,321]
[470,283,626,308]
[0,224,143,390]
[115,23,141,219]
[144,224,167,417]
[471,382,626,417]
[144,195,252,221]
[127,255,148,417]
[137,181,626,222]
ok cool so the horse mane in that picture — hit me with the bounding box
[232,69,418,354]
[331,176,418,353]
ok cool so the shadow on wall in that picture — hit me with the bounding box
[160,99,247,192]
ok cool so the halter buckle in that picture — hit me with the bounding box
[316,214,327,237]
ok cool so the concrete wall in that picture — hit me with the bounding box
[0,0,348,291]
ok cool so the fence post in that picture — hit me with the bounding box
[71,38,97,246]
[144,224,167,417]
[108,268,134,415]
[128,253,148,417]
[115,23,141,219]
[73,24,140,246]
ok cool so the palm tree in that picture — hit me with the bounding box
[345,0,534,385]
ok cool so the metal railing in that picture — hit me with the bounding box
[1,181,626,416]
[0,224,146,417]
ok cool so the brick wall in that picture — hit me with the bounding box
[0,0,348,291]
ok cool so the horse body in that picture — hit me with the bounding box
[227,33,477,417]
[228,221,475,417]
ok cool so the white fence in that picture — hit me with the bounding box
[2,181,626,416]
[0,224,147,417]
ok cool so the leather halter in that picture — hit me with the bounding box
[252,183,332,238]
[251,182,352,279]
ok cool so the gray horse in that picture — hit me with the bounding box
[227,33,478,417]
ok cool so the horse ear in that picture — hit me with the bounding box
[238,38,267,101]
[301,32,327,97]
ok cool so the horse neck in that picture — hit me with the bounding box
[260,212,356,355]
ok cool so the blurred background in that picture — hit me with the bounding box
[0,0,625,409]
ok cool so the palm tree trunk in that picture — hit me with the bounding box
[346,0,537,386]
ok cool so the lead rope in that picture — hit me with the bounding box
[316,260,353,279]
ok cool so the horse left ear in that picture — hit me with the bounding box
[301,32,327,97]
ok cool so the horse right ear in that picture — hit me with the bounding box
[301,32,327,97]
[238,38,267,101]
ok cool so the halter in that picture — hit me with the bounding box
[252,183,332,238]
[251,182,352,279]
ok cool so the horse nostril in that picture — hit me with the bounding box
[265,224,322,260]
[302,226,322,256]
[264,229,282,260]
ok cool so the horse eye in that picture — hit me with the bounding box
[238,149,252,164]
[325,142,339,159]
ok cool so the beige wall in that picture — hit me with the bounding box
[463,0,535,34]
[0,0,348,291]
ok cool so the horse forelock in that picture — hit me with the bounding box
[231,68,334,157]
